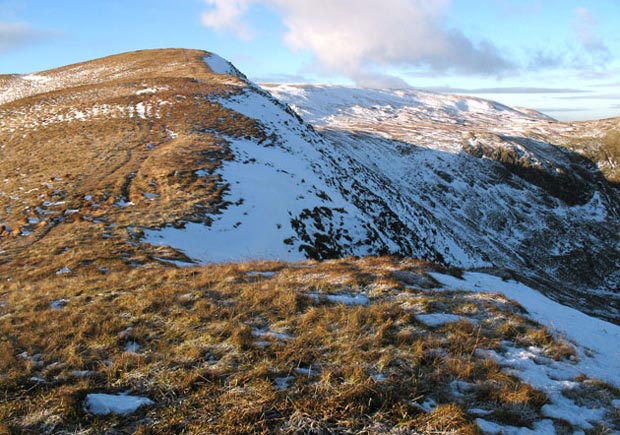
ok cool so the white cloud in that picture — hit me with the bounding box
[0,22,54,53]
[201,0,255,40]
[201,0,513,86]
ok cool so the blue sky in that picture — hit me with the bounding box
[0,0,618,121]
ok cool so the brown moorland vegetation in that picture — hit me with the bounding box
[2,256,617,434]
[0,49,262,279]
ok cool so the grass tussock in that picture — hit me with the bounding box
[0,257,610,434]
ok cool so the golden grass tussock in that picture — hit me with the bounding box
[1,256,613,434]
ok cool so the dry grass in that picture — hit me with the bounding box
[0,256,611,434]
[0,48,263,281]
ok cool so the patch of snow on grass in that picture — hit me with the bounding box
[124,341,141,353]
[416,313,469,327]
[324,293,369,306]
[252,328,293,341]
[83,393,153,415]
[50,299,69,309]
[479,346,604,429]
[275,376,294,390]
[306,292,370,306]
[431,271,620,431]
[247,271,277,278]
[475,417,556,435]
[114,199,134,208]
[371,373,387,382]
[136,87,166,95]
[294,367,318,376]
[21,74,50,83]
[430,271,620,387]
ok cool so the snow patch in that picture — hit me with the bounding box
[83,393,153,415]
[204,54,236,76]
[416,313,470,327]
[21,74,51,83]
[50,299,69,309]
[125,341,141,353]
[247,271,277,278]
[475,418,556,435]
[252,328,293,341]
[324,293,369,306]
[430,272,620,388]
[432,272,620,431]
[55,267,71,275]
[275,376,294,390]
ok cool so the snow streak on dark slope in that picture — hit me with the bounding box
[264,84,620,322]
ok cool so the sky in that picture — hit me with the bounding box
[0,0,618,121]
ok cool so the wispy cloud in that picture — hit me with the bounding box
[0,22,56,53]
[254,72,314,83]
[527,48,568,71]
[572,7,611,64]
[536,107,585,113]
[556,93,620,100]
[201,0,514,87]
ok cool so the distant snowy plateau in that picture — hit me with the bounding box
[146,54,620,322]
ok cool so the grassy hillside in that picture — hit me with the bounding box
[0,49,265,280]
[3,257,617,434]
[549,118,620,184]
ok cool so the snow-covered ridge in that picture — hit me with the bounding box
[264,84,555,154]
[204,53,238,76]
[264,84,552,125]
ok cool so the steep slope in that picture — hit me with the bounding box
[0,49,394,281]
[265,85,620,321]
